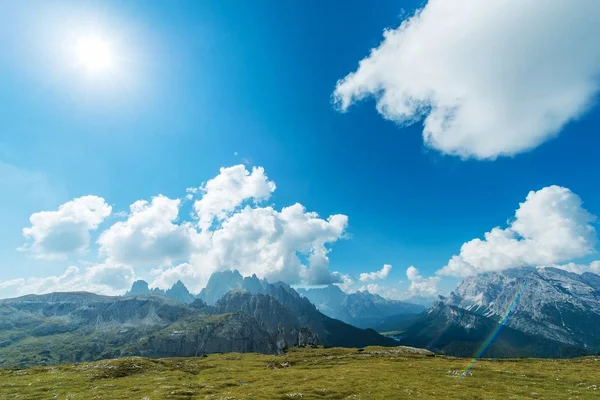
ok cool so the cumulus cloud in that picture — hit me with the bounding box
[191,165,276,230]
[439,186,597,277]
[331,271,353,292]
[12,165,348,295]
[551,261,600,275]
[20,196,111,259]
[98,195,199,267]
[406,266,439,296]
[355,282,409,300]
[359,264,392,281]
[149,263,195,290]
[358,283,381,294]
[153,203,348,291]
[0,264,135,299]
[333,0,600,159]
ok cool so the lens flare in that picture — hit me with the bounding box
[459,280,528,379]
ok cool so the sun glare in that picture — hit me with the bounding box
[74,35,113,73]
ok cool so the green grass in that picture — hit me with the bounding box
[0,346,599,399]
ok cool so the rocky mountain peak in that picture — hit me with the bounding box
[197,270,245,305]
[165,280,195,304]
[444,267,600,351]
[126,280,151,296]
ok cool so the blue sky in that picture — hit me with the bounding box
[1,0,600,299]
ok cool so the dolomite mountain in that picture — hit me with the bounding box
[296,284,424,329]
[0,271,395,367]
[398,267,600,357]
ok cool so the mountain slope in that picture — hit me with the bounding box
[397,300,589,358]
[446,267,600,351]
[0,292,303,367]
[297,285,424,329]
[392,267,600,358]
[198,272,398,348]
[0,271,397,367]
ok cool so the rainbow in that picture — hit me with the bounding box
[427,316,456,350]
[459,280,528,379]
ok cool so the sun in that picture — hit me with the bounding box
[74,35,114,73]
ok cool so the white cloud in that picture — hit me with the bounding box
[358,283,381,294]
[439,186,597,277]
[359,264,392,281]
[331,271,353,292]
[153,203,348,291]
[551,261,600,275]
[406,266,439,296]
[333,0,600,159]
[21,196,111,259]
[0,264,136,299]
[355,282,408,300]
[0,278,25,295]
[192,165,276,230]
[11,165,348,295]
[149,263,195,290]
[98,195,199,267]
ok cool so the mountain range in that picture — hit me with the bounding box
[297,284,424,329]
[2,266,600,367]
[395,267,600,357]
[127,272,427,330]
[0,271,395,368]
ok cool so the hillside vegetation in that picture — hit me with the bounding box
[1,346,599,399]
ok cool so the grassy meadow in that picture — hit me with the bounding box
[0,346,598,399]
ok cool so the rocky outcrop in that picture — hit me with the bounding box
[210,291,318,351]
[298,327,319,347]
[138,313,279,357]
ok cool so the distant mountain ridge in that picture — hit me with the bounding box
[195,270,398,348]
[0,271,396,368]
[197,271,269,305]
[297,284,424,329]
[125,279,195,304]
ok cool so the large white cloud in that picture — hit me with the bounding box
[20,195,111,259]
[438,186,597,277]
[153,203,348,292]
[98,195,199,267]
[12,165,349,295]
[93,165,347,291]
[333,0,600,159]
[406,266,439,296]
[0,264,135,299]
[191,165,276,230]
[359,264,392,282]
